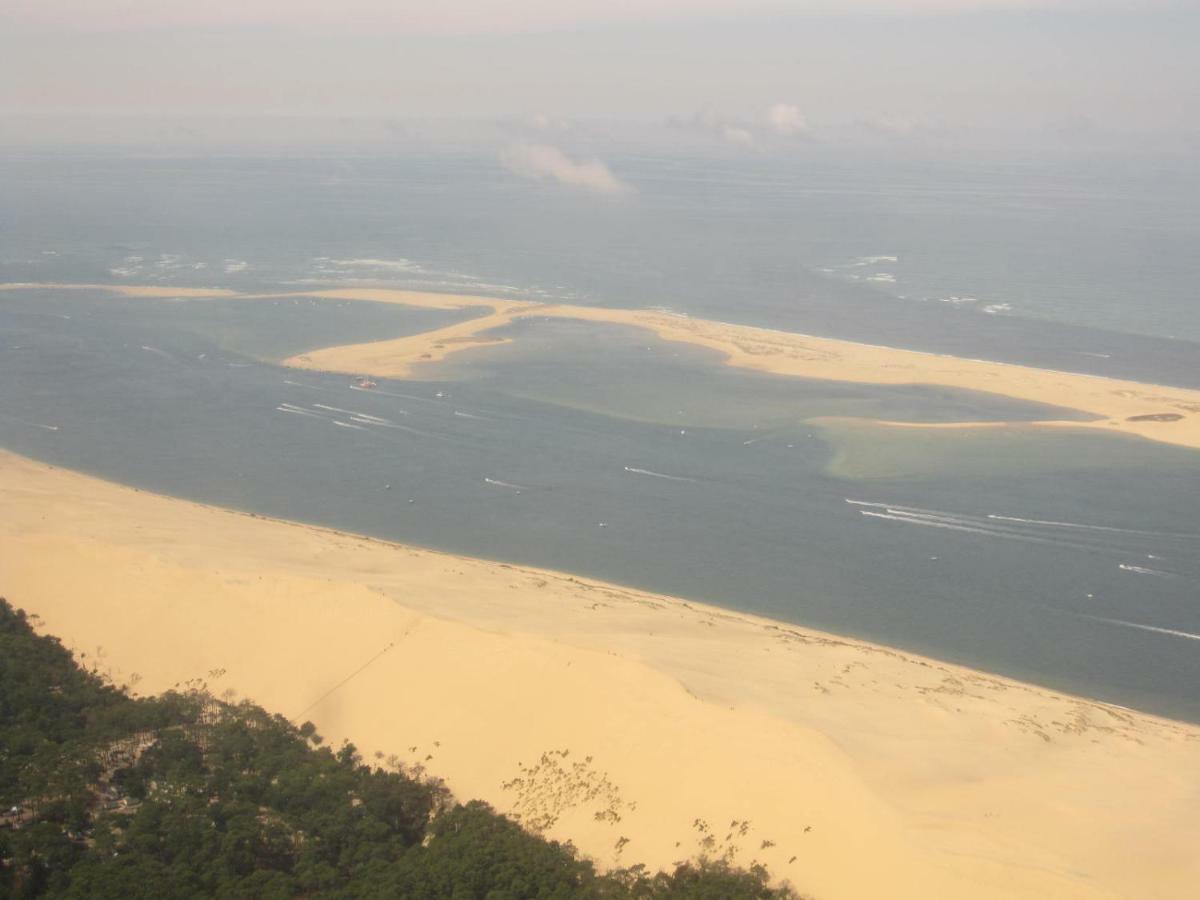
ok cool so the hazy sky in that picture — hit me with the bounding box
[2,1,1196,149]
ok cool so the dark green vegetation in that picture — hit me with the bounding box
[0,599,797,898]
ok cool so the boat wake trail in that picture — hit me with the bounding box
[847,498,1196,574]
[624,466,696,483]
[0,411,59,431]
[349,384,433,404]
[1118,564,1173,578]
[275,404,326,419]
[1075,613,1200,643]
[484,477,524,491]
[314,403,406,421]
[986,514,1199,540]
[140,345,176,363]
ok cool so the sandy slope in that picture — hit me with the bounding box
[2,451,1198,899]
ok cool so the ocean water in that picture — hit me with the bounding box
[3,149,1198,383]
[2,148,1199,721]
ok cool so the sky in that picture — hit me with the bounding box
[1,1,1196,152]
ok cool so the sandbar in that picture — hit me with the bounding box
[5,281,1200,451]
[281,289,1200,452]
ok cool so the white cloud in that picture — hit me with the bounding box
[501,144,632,196]
[767,103,808,136]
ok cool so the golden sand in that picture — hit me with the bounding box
[3,451,1198,899]
[275,288,1200,453]
[0,282,239,298]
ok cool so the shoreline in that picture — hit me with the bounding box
[278,288,1200,451]
[3,449,1198,899]
[6,281,1198,452]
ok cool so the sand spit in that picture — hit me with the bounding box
[284,290,1200,452]
[6,281,1200,451]
[0,282,239,298]
[2,451,1198,899]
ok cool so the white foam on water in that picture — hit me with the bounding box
[313,403,369,417]
[851,502,1113,552]
[1118,563,1172,578]
[275,405,325,419]
[0,412,60,431]
[453,410,492,421]
[332,420,365,430]
[987,514,1198,540]
[484,477,524,491]
[846,499,966,518]
[140,345,175,362]
[1076,614,1200,643]
[624,466,696,483]
[858,510,1005,538]
[349,384,433,404]
[324,257,425,273]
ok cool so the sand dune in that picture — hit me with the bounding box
[3,450,1198,899]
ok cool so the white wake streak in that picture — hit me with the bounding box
[1077,614,1200,643]
[988,514,1198,540]
[484,477,524,491]
[624,466,696,483]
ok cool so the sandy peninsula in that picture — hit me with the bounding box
[2,450,1198,900]
[271,287,1200,453]
[0,282,239,299]
[5,281,1200,451]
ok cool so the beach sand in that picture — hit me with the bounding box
[5,282,1200,450]
[3,450,1198,899]
[271,288,1200,453]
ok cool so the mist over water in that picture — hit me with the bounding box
[4,150,1199,373]
[2,149,1199,721]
